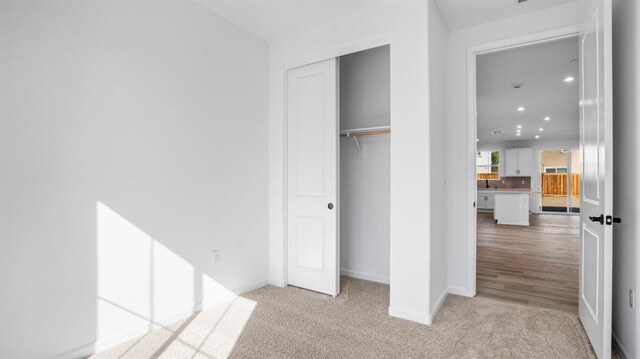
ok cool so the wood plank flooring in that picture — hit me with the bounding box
[476,211,580,313]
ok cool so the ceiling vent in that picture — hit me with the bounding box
[491,130,504,135]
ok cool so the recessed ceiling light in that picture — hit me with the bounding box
[535,135,540,139]
[516,133,521,136]
[476,139,479,142]
[544,116,551,121]
[539,127,544,131]
[517,106,526,112]
[517,125,523,129]
[516,130,522,134]
[564,76,575,83]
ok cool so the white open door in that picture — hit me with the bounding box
[286,58,339,297]
[578,0,613,358]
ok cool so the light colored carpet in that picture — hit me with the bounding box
[92,277,603,358]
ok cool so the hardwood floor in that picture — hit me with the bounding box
[476,211,580,313]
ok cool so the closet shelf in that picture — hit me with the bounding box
[339,125,391,138]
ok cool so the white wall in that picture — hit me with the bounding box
[339,46,391,284]
[340,46,391,130]
[428,0,448,318]
[268,2,434,324]
[445,2,587,295]
[340,135,390,283]
[612,0,640,357]
[0,2,269,357]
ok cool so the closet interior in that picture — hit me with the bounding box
[339,45,391,285]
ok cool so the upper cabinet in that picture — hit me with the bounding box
[504,148,532,176]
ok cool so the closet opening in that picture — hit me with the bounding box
[338,45,391,287]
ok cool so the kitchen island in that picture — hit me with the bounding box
[493,190,530,226]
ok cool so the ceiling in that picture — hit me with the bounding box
[194,0,390,42]
[433,0,581,30]
[476,36,579,143]
[197,0,584,41]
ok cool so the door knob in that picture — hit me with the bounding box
[589,214,604,225]
[606,215,622,225]
[328,203,334,210]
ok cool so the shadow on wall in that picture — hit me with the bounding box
[93,201,255,357]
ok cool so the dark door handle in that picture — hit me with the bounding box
[606,215,622,225]
[328,203,334,210]
[589,214,604,225]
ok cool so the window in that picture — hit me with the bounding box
[477,150,500,180]
[544,166,568,174]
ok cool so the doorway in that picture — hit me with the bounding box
[473,36,582,313]
[540,149,582,213]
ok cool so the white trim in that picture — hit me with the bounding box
[388,306,432,325]
[282,64,289,288]
[612,331,631,359]
[430,289,448,322]
[54,308,200,359]
[234,278,270,295]
[448,285,473,297]
[465,24,581,298]
[341,269,390,284]
[285,33,391,70]
[53,278,269,359]
[269,279,287,288]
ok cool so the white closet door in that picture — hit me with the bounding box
[578,0,613,357]
[286,58,339,296]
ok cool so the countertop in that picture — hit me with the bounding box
[477,189,542,194]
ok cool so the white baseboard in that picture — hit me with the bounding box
[54,308,196,359]
[341,269,390,284]
[430,289,448,322]
[235,278,269,295]
[269,279,286,288]
[612,331,632,359]
[448,285,473,297]
[388,306,431,325]
[53,278,268,359]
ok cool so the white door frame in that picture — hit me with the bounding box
[283,33,391,287]
[466,25,580,297]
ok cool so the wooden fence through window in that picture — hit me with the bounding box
[477,173,500,180]
[542,173,581,196]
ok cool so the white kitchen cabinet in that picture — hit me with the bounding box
[505,149,519,176]
[486,194,495,209]
[476,192,494,210]
[494,192,530,226]
[505,148,532,176]
[477,194,485,209]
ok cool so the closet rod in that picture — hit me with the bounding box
[339,125,391,138]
